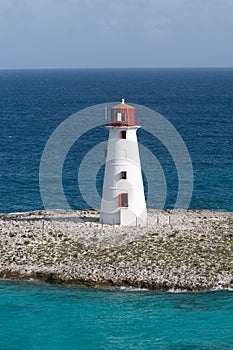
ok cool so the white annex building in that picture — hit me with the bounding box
[100,99,147,226]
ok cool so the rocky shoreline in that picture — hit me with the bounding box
[0,209,233,291]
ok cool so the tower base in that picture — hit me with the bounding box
[100,208,147,226]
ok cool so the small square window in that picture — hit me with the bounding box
[119,193,128,207]
[121,171,127,179]
[120,130,126,139]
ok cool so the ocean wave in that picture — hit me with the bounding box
[210,285,233,292]
[116,286,149,292]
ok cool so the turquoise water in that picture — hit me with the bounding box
[1,68,233,348]
[0,281,233,350]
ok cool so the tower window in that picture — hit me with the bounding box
[118,193,128,207]
[121,171,127,179]
[120,130,126,139]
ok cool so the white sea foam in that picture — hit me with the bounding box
[210,285,233,292]
[116,286,149,292]
[167,288,189,293]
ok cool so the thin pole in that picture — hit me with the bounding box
[105,105,108,124]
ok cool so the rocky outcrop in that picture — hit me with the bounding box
[0,209,232,291]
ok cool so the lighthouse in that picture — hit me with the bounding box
[100,99,147,226]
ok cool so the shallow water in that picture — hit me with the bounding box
[0,281,233,350]
[1,68,233,349]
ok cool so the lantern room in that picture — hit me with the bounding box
[111,99,136,126]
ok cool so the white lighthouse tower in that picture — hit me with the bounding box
[100,99,147,226]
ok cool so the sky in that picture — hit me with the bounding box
[0,0,232,69]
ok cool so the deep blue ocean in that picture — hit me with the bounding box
[1,68,233,213]
[0,68,233,349]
